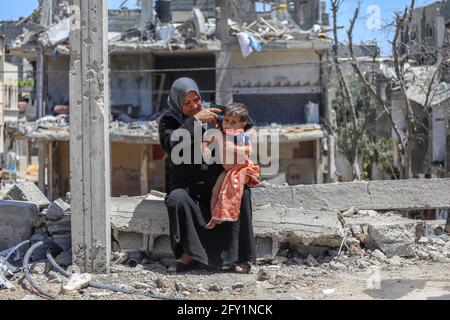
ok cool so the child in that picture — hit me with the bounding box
[202,103,261,229]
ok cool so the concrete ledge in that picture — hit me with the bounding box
[110,195,344,259]
[252,179,450,211]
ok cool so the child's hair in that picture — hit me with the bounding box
[224,103,254,131]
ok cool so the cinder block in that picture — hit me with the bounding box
[255,236,279,260]
[116,231,144,251]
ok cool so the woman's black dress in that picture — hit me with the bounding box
[159,114,256,269]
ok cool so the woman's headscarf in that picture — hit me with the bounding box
[166,77,202,124]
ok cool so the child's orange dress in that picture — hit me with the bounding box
[206,130,260,229]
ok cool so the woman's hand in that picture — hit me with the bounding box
[194,108,221,123]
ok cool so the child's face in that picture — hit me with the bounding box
[222,113,246,131]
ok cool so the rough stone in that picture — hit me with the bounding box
[387,256,403,266]
[46,198,71,221]
[305,255,319,267]
[356,259,371,269]
[257,269,270,282]
[431,238,446,246]
[6,182,50,209]
[175,282,187,292]
[232,282,245,290]
[208,284,222,292]
[416,249,430,260]
[329,261,347,271]
[370,249,387,262]
[418,237,429,244]
[46,214,71,235]
[0,200,40,252]
[429,251,445,262]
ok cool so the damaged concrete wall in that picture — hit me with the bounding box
[231,49,321,88]
[265,141,317,185]
[46,54,70,107]
[111,143,144,197]
[109,9,141,33]
[230,49,322,125]
[44,53,154,118]
[110,54,153,118]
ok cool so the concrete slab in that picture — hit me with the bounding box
[0,200,40,252]
[6,182,50,209]
[253,179,450,212]
[110,196,344,258]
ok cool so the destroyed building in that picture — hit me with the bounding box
[401,0,450,67]
[6,0,333,200]
[330,41,450,181]
[0,35,20,165]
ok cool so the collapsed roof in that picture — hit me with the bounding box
[10,0,331,59]
[5,114,325,144]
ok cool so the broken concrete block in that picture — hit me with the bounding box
[61,273,91,293]
[52,234,71,252]
[366,221,416,258]
[429,251,445,262]
[6,183,50,209]
[46,214,71,235]
[0,200,39,252]
[55,250,72,267]
[46,198,70,221]
[347,215,419,258]
[370,249,387,262]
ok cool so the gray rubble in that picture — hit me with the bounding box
[46,198,71,221]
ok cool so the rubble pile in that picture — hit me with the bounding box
[1,183,72,266]
[11,1,330,58]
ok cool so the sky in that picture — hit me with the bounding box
[0,0,440,56]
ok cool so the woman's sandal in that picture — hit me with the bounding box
[234,262,251,274]
[168,260,198,273]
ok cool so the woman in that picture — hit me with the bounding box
[159,77,256,273]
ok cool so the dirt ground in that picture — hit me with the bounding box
[1,256,449,301]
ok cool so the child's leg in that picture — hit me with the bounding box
[210,171,227,214]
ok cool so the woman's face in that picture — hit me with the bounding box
[182,91,202,117]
